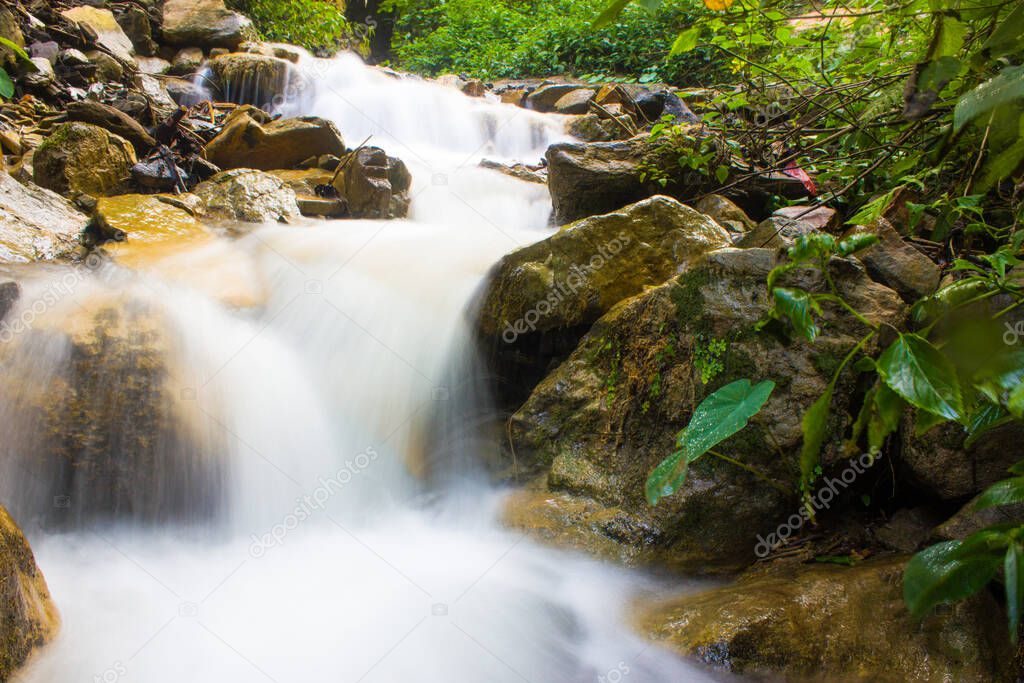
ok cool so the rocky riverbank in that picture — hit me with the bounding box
[0,1,1020,681]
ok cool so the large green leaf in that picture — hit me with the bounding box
[592,0,632,29]
[0,68,12,100]
[904,541,1001,618]
[799,386,832,489]
[877,333,963,420]
[974,477,1024,510]
[771,287,821,342]
[645,450,687,506]
[646,379,775,505]
[1006,544,1023,643]
[953,65,1024,134]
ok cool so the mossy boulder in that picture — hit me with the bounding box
[204,109,344,172]
[33,123,137,197]
[0,506,59,680]
[0,172,87,263]
[476,195,730,407]
[162,0,253,50]
[194,169,300,224]
[634,555,1014,682]
[505,248,905,572]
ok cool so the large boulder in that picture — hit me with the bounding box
[635,555,1014,682]
[0,506,59,680]
[162,0,253,50]
[33,122,137,197]
[545,137,649,225]
[504,248,905,572]
[335,147,412,219]
[204,109,344,172]
[0,172,87,262]
[208,52,298,107]
[194,169,300,224]
[61,7,135,65]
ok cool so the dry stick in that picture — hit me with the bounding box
[964,111,995,196]
[330,134,373,186]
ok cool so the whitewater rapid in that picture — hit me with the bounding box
[2,53,722,682]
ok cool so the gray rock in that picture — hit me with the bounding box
[0,172,88,262]
[194,169,300,224]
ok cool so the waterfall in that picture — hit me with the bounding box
[2,53,718,682]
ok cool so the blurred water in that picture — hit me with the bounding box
[2,53,724,683]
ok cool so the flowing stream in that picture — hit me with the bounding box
[1,54,723,682]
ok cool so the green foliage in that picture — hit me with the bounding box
[693,335,726,384]
[227,0,356,54]
[0,37,32,100]
[391,0,720,83]
[905,461,1024,643]
[646,378,774,505]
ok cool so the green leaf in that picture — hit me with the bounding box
[837,233,879,256]
[868,382,905,452]
[981,3,1024,58]
[645,450,688,506]
[771,287,821,342]
[800,386,832,489]
[1009,461,1024,476]
[714,165,729,184]
[974,477,1024,510]
[904,541,1001,619]
[787,233,836,263]
[0,37,29,62]
[954,65,1024,134]
[1008,377,1024,418]
[670,27,700,56]
[592,0,633,29]
[877,334,963,420]
[0,68,12,100]
[677,379,776,461]
[964,402,1011,449]
[1005,544,1023,643]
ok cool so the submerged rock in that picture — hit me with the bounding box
[33,122,137,197]
[0,506,59,680]
[336,147,411,219]
[194,169,300,224]
[635,555,1014,682]
[162,0,253,50]
[0,172,87,262]
[205,109,344,172]
[506,248,905,572]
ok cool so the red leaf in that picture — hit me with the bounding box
[783,161,818,196]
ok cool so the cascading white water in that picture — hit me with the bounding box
[2,53,724,682]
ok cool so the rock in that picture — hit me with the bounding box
[136,56,171,75]
[461,79,486,97]
[526,84,593,113]
[114,4,158,57]
[499,89,525,106]
[0,281,18,321]
[95,194,207,245]
[478,158,546,184]
[0,506,59,680]
[170,46,205,75]
[636,555,1014,682]
[22,57,55,89]
[505,248,904,571]
[855,219,940,303]
[0,7,25,67]
[735,215,818,249]
[435,74,466,91]
[900,416,1024,500]
[162,0,253,50]
[595,84,689,122]
[61,7,136,66]
[267,168,335,195]
[0,173,86,262]
[335,147,411,219]
[194,169,300,224]
[84,50,123,81]
[773,204,840,232]
[478,195,730,341]
[933,491,1024,541]
[873,507,942,552]
[694,194,756,233]
[208,51,295,106]
[28,41,59,65]
[296,196,346,218]
[554,89,595,115]
[567,113,635,142]
[164,76,207,106]
[131,156,188,192]
[205,109,344,171]
[33,122,137,197]
[66,100,156,154]
[132,74,178,121]
[545,137,649,224]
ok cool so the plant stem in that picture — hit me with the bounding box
[707,449,794,495]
